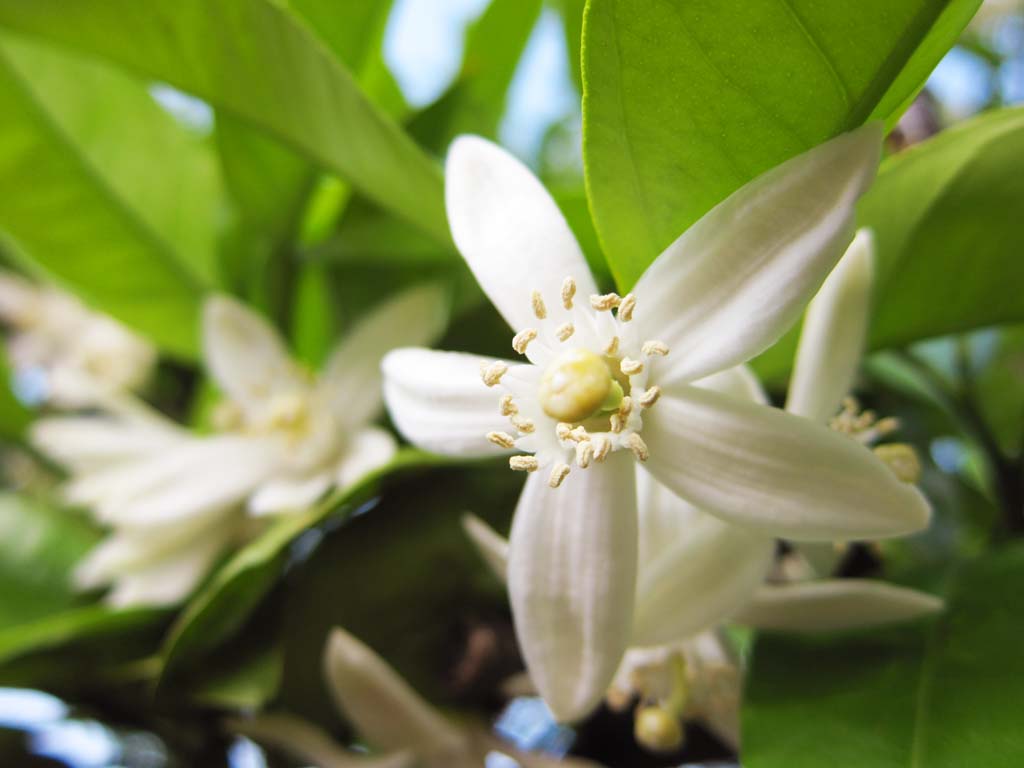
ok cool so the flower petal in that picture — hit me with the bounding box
[382,348,514,457]
[319,284,450,429]
[203,295,303,414]
[323,628,466,754]
[643,383,932,541]
[693,364,768,404]
[445,136,596,331]
[335,427,399,488]
[461,513,509,580]
[248,470,334,517]
[630,124,882,384]
[633,472,774,647]
[786,228,875,422]
[508,451,638,722]
[734,580,943,632]
[31,415,182,472]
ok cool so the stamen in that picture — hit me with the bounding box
[511,415,535,434]
[642,340,669,356]
[592,435,611,462]
[486,431,517,449]
[620,358,644,376]
[873,443,921,483]
[570,425,589,442]
[548,463,571,488]
[610,413,625,433]
[509,455,539,472]
[561,278,576,310]
[500,394,518,416]
[627,433,649,461]
[604,336,620,356]
[481,361,509,387]
[531,291,547,320]
[555,322,575,342]
[590,293,621,311]
[556,422,573,441]
[639,386,661,408]
[512,328,538,355]
[618,293,636,322]
[576,440,594,468]
[618,396,633,420]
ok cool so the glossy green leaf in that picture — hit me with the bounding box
[0,0,450,246]
[744,545,1024,766]
[582,0,982,288]
[754,107,1024,384]
[0,45,204,358]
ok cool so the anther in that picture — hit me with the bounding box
[592,435,611,462]
[604,336,620,356]
[620,358,644,376]
[610,413,625,433]
[512,328,538,354]
[561,278,576,310]
[481,361,509,387]
[486,431,516,449]
[500,394,518,416]
[618,396,633,420]
[618,293,636,322]
[642,340,669,356]
[555,322,575,342]
[531,291,547,320]
[511,415,535,434]
[509,455,539,472]
[590,293,621,311]
[548,463,571,488]
[627,433,649,461]
[556,423,573,441]
[639,386,661,408]
[576,440,594,468]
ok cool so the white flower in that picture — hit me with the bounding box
[383,129,931,721]
[0,272,156,406]
[31,285,448,606]
[229,627,604,768]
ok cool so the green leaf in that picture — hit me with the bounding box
[0,355,29,442]
[754,107,1024,385]
[0,45,204,359]
[553,0,586,91]
[743,545,1024,766]
[582,0,982,288]
[0,0,450,246]
[158,450,447,680]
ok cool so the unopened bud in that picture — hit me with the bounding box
[634,705,684,753]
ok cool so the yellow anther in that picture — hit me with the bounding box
[874,443,921,483]
[576,440,594,469]
[481,361,509,387]
[556,422,573,441]
[604,336,620,356]
[620,358,644,376]
[539,348,613,422]
[639,386,662,408]
[592,435,611,462]
[500,394,518,416]
[634,706,684,754]
[531,291,547,320]
[486,431,517,449]
[610,413,625,433]
[511,415,535,434]
[627,433,649,461]
[642,340,669,356]
[561,278,576,310]
[512,328,538,355]
[618,396,633,420]
[267,392,309,431]
[509,455,539,472]
[548,463,571,488]
[590,293,621,311]
[618,293,636,322]
[555,322,575,342]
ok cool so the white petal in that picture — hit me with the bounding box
[323,628,465,754]
[335,427,399,489]
[319,284,450,429]
[633,482,774,647]
[643,384,931,541]
[248,470,334,517]
[31,415,183,471]
[635,465,701,568]
[445,136,596,331]
[630,125,882,384]
[461,513,509,580]
[229,714,416,768]
[382,348,513,457]
[734,580,943,632]
[202,295,302,413]
[692,364,768,404]
[508,451,638,723]
[787,228,875,422]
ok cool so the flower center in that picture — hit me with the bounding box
[538,348,622,422]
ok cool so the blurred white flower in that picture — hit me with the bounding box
[229,627,603,768]
[383,128,932,721]
[0,272,156,406]
[31,285,448,606]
